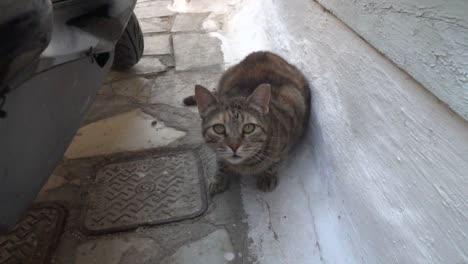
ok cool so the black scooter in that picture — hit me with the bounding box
[0,0,144,233]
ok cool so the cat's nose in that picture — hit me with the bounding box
[229,143,240,153]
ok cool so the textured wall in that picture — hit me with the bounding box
[220,0,468,263]
[316,0,468,120]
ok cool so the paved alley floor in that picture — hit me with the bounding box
[3,0,459,263]
[28,1,252,263]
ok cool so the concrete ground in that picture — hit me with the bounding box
[36,1,253,263]
[30,0,466,263]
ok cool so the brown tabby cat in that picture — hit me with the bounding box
[184,51,310,194]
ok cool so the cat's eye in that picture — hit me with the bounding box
[243,124,256,134]
[213,124,225,134]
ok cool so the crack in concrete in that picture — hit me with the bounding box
[253,194,288,264]
[377,5,468,30]
[298,173,326,263]
[264,202,279,241]
[242,190,280,241]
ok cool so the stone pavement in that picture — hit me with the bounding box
[33,1,252,263]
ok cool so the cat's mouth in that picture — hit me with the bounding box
[225,154,244,164]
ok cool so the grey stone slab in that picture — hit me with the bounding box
[0,204,66,264]
[75,236,159,264]
[134,1,174,18]
[143,34,172,56]
[137,0,167,3]
[83,94,137,125]
[161,229,236,264]
[101,77,153,103]
[172,13,209,32]
[141,104,204,146]
[159,55,176,67]
[140,17,172,34]
[149,68,222,109]
[106,57,168,82]
[82,151,207,234]
[173,33,224,71]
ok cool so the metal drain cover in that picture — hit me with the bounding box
[82,151,207,234]
[0,204,67,264]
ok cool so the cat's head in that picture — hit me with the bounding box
[194,84,271,164]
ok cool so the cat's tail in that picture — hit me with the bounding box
[183,95,197,106]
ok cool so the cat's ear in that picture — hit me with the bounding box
[194,85,217,114]
[248,83,271,114]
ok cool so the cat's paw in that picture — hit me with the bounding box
[256,174,278,192]
[208,178,230,196]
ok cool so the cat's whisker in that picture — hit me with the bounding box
[252,152,277,163]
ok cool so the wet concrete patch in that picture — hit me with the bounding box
[65,109,186,159]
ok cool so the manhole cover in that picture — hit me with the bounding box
[82,151,207,234]
[0,203,67,264]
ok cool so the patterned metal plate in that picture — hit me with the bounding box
[82,151,207,234]
[0,204,67,264]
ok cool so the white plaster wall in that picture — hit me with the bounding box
[316,0,468,121]
[218,0,468,263]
